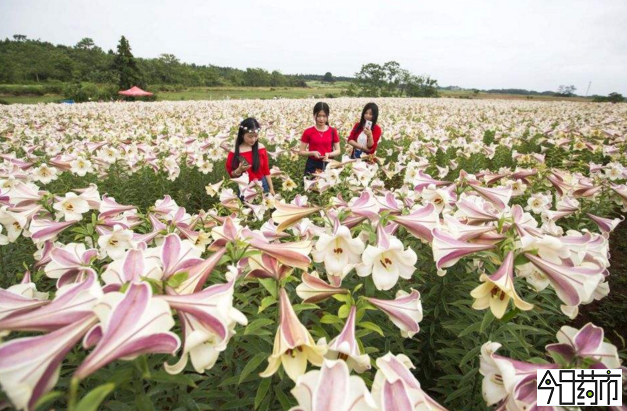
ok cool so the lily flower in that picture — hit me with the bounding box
[367,289,423,338]
[74,282,180,380]
[470,252,534,319]
[0,272,102,334]
[160,281,247,374]
[259,288,327,381]
[372,353,449,411]
[523,253,605,317]
[44,242,98,285]
[319,306,371,373]
[546,323,621,369]
[296,271,348,303]
[271,201,322,233]
[0,317,98,411]
[392,203,439,243]
[289,359,378,411]
[52,192,90,221]
[356,226,417,291]
[312,224,365,277]
[431,228,495,271]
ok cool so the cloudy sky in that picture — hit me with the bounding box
[2,0,626,95]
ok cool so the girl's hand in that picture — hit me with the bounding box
[364,128,373,138]
[269,189,276,195]
[311,151,323,159]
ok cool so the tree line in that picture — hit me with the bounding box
[0,35,308,88]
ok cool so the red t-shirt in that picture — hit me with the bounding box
[225,148,271,181]
[301,127,340,160]
[347,123,382,155]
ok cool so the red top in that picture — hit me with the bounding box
[301,127,340,160]
[347,123,382,155]
[225,148,271,181]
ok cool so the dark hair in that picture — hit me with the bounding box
[231,117,261,172]
[313,102,330,125]
[356,102,379,133]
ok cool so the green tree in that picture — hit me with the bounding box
[112,36,144,89]
[75,38,95,50]
[323,72,334,83]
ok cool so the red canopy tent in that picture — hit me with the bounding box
[118,86,153,97]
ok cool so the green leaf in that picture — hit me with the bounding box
[166,271,189,288]
[274,386,293,410]
[254,377,272,409]
[136,393,155,411]
[259,278,277,298]
[35,391,63,410]
[244,318,275,335]
[480,310,495,334]
[358,321,384,337]
[148,370,197,387]
[293,303,320,313]
[76,383,115,411]
[258,295,277,314]
[338,304,350,319]
[353,284,363,293]
[332,293,351,303]
[320,314,343,324]
[239,352,268,384]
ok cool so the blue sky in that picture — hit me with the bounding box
[2,0,626,95]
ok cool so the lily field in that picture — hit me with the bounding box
[0,98,626,411]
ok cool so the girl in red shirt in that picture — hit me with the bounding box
[347,102,381,159]
[298,102,341,176]
[225,117,275,195]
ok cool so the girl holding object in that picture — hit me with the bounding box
[225,117,275,195]
[347,102,381,159]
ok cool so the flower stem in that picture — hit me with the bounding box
[68,377,79,411]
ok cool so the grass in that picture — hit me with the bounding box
[0,81,597,104]
[440,89,594,102]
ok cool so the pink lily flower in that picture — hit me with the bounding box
[271,201,322,233]
[546,323,621,369]
[470,252,534,319]
[442,215,496,242]
[480,341,559,411]
[5,182,42,208]
[413,170,452,193]
[0,277,49,323]
[289,359,378,411]
[372,353,449,411]
[296,271,348,304]
[586,213,624,234]
[259,288,327,381]
[523,253,605,315]
[44,242,98,286]
[28,217,77,244]
[367,289,423,338]
[0,317,98,411]
[74,282,180,380]
[0,272,102,334]
[392,203,439,243]
[468,182,512,210]
[98,195,136,219]
[247,254,294,281]
[319,306,371,373]
[432,228,495,271]
[167,247,227,295]
[248,232,312,270]
[153,233,204,279]
[456,195,501,224]
[160,281,247,374]
[312,223,365,278]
